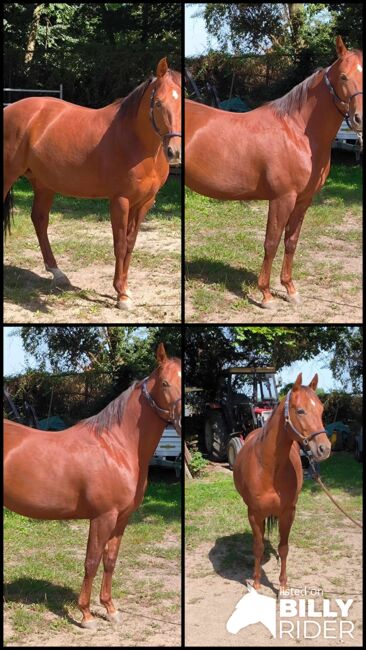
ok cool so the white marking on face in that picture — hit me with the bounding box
[172,90,179,100]
[357,64,362,72]
[178,371,181,378]
[310,398,316,406]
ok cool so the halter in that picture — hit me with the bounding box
[324,71,363,132]
[284,390,327,450]
[149,87,182,142]
[142,378,181,429]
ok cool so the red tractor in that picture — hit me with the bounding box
[204,366,279,468]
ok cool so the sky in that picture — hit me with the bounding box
[4,326,347,392]
[185,4,220,57]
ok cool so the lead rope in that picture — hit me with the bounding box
[312,473,362,529]
[285,390,362,530]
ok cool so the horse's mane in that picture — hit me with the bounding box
[117,69,181,119]
[84,380,141,435]
[270,68,324,117]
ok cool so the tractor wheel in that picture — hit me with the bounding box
[204,411,228,461]
[227,436,243,470]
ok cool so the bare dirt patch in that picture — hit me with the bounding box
[185,497,362,646]
[4,221,181,324]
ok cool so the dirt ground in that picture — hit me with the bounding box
[4,220,181,324]
[185,485,362,647]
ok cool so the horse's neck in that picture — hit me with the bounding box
[260,401,293,471]
[298,70,344,145]
[113,381,166,469]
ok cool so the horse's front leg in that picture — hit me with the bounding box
[258,194,297,309]
[78,511,119,629]
[119,195,157,307]
[99,515,128,624]
[110,196,130,309]
[280,199,312,305]
[248,511,265,589]
[278,508,296,592]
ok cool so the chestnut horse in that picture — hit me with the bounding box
[4,59,181,310]
[4,343,181,628]
[185,37,362,308]
[233,373,331,591]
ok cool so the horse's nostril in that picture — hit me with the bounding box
[167,146,174,160]
[354,113,361,124]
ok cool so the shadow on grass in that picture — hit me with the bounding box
[185,259,257,297]
[208,532,280,596]
[4,578,79,625]
[4,265,114,312]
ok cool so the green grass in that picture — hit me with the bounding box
[185,161,362,319]
[185,452,362,557]
[4,475,181,642]
[6,175,181,268]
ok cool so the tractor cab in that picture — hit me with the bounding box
[204,366,279,467]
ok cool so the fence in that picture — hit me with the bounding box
[3,84,63,106]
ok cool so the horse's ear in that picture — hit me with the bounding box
[309,373,318,391]
[336,36,348,58]
[292,373,302,391]
[156,342,168,365]
[156,57,169,78]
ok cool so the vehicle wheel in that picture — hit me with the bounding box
[204,412,228,461]
[227,436,243,470]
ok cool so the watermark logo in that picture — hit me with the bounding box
[226,582,276,636]
[226,582,354,640]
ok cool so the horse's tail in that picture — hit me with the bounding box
[266,515,278,538]
[4,188,14,238]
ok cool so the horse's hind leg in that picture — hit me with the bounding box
[30,182,70,287]
[280,198,312,304]
[99,516,128,623]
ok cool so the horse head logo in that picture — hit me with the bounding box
[226,582,276,637]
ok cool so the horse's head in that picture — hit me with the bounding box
[285,373,331,462]
[151,342,181,435]
[150,58,181,164]
[328,36,363,134]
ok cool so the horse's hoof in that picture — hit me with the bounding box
[80,618,98,630]
[46,266,71,288]
[108,611,122,624]
[286,292,301,305]
[261,299,277,310]
[117,297,132,310]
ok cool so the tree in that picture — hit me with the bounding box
[19,326,181,381]
[185,326,362,396]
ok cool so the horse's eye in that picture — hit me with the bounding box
[340,73,348,81]
[162,380,169,388]
[155,99,162,108]
[297,408,306,415]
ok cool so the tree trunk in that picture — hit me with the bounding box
[24,4,43,66]
[287,3,304,51]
